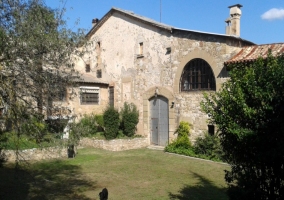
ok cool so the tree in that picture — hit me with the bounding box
[0,0,86,165]
[201,52,284,199]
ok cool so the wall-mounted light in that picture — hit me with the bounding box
[171,101,175,108]
[154,87,159,97]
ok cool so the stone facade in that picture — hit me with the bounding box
[64,6,254,145]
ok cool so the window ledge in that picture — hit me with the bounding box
[136,54,144,58]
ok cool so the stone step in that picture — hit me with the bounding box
[147,145,165,151]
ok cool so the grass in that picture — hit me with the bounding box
[0,148,230,200]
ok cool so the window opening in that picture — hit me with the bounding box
[85,64,90,73]
[180,58,215,91]
[80,87,99,105]
[109,87,114,107]
[97,69,102,78]
[208,125,215,136]
[139,42,143,55]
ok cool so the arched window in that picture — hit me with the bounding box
[180,58,216,91]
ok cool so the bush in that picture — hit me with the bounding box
[78,114,97,136]
[165,121,192,153]
[94,114,104,131]
[45,119,68,133]
[120,102,139,137]
[103,106,120,140]
[194,133,224,161]
[173,121,192,148]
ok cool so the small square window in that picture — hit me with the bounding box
[97,69,102,78]
[139,42,143,55]
[208,125,215,136]
[85,64,90,73]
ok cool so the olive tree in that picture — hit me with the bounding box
[0,0,86,165]
[201,52,284,199]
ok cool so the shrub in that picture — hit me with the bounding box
[194,133,224,161]
[79,114,97,135]
[94,114,104,131]
[103,106,120,140]
[165,121,192,153]
[120,102,139,137]
[45,119,68,133]
[173,121,192,148]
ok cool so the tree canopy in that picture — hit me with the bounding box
[201,52,284,199]
[0,0,86,165]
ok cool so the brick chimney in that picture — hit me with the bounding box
[225,4,242,37]
[92,18,99,27]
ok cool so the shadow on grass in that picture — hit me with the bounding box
[0,160,96,200]
[169,172,228,200]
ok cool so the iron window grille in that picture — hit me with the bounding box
[180,58,216,91]
[80,86,100,105]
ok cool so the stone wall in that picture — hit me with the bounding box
[4,147,66,162]
[3,137,150,162]
[79,137,149,151]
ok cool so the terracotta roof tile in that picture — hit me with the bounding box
[225,43,284,65]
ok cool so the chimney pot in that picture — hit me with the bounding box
[226,4,242,37]
[92,18,99,27]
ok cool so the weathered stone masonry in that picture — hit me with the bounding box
[67,6,254,145]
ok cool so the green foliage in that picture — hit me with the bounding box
[94,114,104,131]
[0,131,61,150]
[165,121,192,154]
[21,117,49,143]
[194,133,224,161]
[45,119,68,133]
[201,52,284,199]
[165,145,195,157]
[78,114,97,136]
[103,106,120,140]
[116,130,125,139]
[120,102,139,137]
[0,0,86,164]
[174,121,192,148]
[69,114,98,146]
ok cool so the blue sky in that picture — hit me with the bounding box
[46,0,284,45]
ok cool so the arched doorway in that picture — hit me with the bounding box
[149,95,169,146]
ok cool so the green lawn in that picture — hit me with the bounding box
[0,148,229,200]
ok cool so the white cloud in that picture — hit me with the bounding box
[261,8,284,20]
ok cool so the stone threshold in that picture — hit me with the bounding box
[147,145,165,151]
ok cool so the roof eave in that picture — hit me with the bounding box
[86,7,173,39]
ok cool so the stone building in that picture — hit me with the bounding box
[57,4,283,146]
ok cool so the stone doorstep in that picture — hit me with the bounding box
[147,145,165,151]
